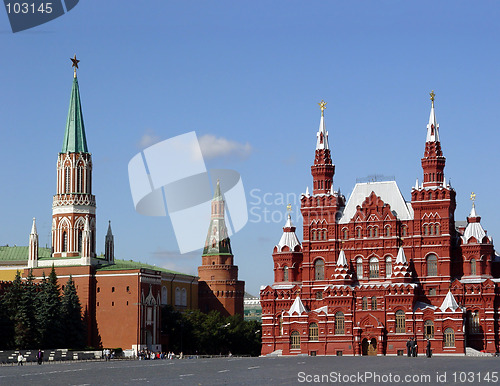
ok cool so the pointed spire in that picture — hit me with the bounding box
[106,220,113,236]
[337,250,347,267]
[426,90,440,142]
[414,178,419,190]
[316,101,329,150]
[287,295,307,315]
[305,186,310,197]
[469,202,477,218]
[284,213,293,228]
[213,179,222,200]
[203,179,232,255]
[396,247,407,264]
[443,176,447,187]
[61,72,88,153]
[30,217,37,235]
[330,184,335,195]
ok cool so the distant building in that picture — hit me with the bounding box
[198,181,245,316]
[0,64,197,353]
[243,292,262,322]
[260,96,500,356]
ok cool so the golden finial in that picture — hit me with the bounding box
[286,204,292,212]
[70,54,80,78]
[470,192,476,202]
[429,90,435,107]
[318,100,327,116]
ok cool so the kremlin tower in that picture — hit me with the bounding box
[198,181,245,316]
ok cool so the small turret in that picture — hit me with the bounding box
[28,218,38,268]
[105,220,114,263]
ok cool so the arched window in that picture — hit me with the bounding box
[308,323,319,341]
[356,227,361,238]
[369,257,379,278]
[290,331,300,349]
[343,228,348,239]
[401,225,407,237]
[323,230,327,240]
[470,258,476,276]
[78,230,82,253]
[424,320,434,339]
[161,286,168,305]
[371,296,377,310]
[62,231,68,252]
[444,328,455,347]
[423,224,428,236]
[335,312,345,334]
[435,224,440,235]
[362,297,368,310]
[385,226,390,237]
[356,258,363,279]
[427,254,437,276]
[283,266,289,282]
[373,227,378,237]
[368,227,373,238]
[175,287,181,306]
[385,256,392,277]
[430,224,435,235]
[181,288,187,306]
[312,230,316,241]
[65,167,71,193]
[395,310,405,333]
[314,259,324,280]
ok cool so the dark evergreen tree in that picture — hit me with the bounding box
[37,266,62,348]
[14,269,39,348]
[61,276,85,348]
[2,271,23,348]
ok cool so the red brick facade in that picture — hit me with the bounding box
[260,97,500,356]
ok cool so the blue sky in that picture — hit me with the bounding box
[1,1,500,296]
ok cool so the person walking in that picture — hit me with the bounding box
[406,338,412,357]
[17,353,24,366]
[37,349,43,365]
[413,338,418,357]
[426,339,432,358]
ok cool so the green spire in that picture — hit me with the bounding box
[213,179,222,200]
[61,76,88,153]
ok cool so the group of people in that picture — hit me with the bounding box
[17,349,44,366]
[102,348,114,361]
[406,337,432,358]
[137,350,181,360]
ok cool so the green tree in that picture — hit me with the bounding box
[2,271,23,348]
[37,266,62,348]
[14,269,39,348]
[61,276,85,348]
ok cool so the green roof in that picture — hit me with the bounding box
[96,259,189,276]
[0,246,51,261]
[61,76,88,153]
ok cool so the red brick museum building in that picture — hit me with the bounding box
[260,95,500,356]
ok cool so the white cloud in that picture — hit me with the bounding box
[198,134,252,159]
[137,129,161,149]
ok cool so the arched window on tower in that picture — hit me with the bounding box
[356,227,362,238]
[335,312,345,334]
[427,254,437,276]
[343,228,348,239]
[323,230,327,240]
[470,258,477,276]
[369,257,379,278]
[371,296,377,310]
[435,224,440,235]
[77,167,82,193]
[362,297,368,310]
[385,226,390,237]
[385,256,392,278]
[430,224,435,235]
[312,230,316,241]
[65,167,71,193]
[78,230,82,253]
[395,310,406,333]
[401,225,407,237]
[283,266,289,282]
[62,231,68,252]
[314,259,324,280]
[368,227,373,238]
[373,227,378,237]
[356,258,363,279]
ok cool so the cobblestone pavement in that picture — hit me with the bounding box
[1,355,499,385]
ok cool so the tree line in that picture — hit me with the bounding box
[162,305,261,356]
[0,267,86,349]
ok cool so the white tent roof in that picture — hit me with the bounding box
[339,181,414,224]
[287,296,307,315]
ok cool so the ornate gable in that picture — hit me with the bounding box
[350,191,397,222]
